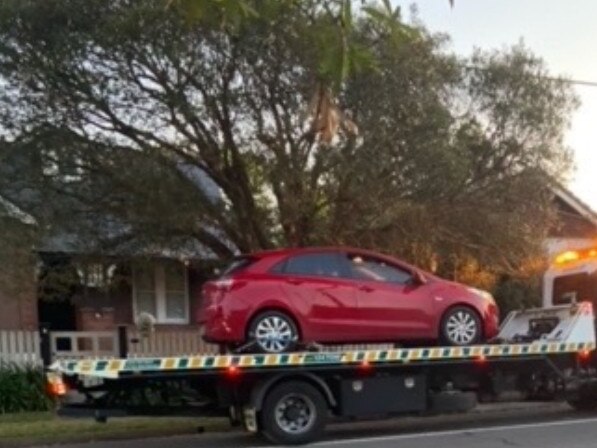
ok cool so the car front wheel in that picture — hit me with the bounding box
[441,306,482,346]
[248,311,299,353]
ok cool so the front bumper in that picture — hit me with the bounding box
[484,304,500,339]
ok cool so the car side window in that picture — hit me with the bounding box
[349,255,412,284]
[279,253,348,278]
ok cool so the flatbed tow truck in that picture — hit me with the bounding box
[46,300,597,445]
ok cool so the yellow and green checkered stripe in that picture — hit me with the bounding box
[53,341,596,379]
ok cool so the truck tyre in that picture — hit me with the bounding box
[440,306,482,346]
[260,381,327,445]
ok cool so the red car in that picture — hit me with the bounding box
[197,247,499,353]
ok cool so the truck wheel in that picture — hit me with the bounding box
[260,381,327,445]
[441,306,482,346]
[248,311,298,354]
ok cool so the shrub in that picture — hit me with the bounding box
[0,363,53,413]
[493,275,543,319]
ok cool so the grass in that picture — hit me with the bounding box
[0,412,229,446]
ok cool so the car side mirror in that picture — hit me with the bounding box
[412,271,427,285]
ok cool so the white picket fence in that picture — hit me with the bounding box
[128,329,218,357]
[0,328,216,365]
[49,329,218,360]
[0,328,396,366]
[0,330,42,366]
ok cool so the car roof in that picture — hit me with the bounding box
[246,246,405,263]
[240,246,439,280]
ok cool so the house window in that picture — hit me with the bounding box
[133,263,189,324]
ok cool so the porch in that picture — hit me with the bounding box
[36,254,216,333]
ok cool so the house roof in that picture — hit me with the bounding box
[0,144,232,261]
[0,194,36,225]
[552,185,597,227]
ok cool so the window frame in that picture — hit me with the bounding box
[132,262,190,325]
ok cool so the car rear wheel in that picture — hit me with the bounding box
[441,306,482,346]
[248,311,299,353]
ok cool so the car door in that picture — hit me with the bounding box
[277,252,361,341]
[348,254,434,341]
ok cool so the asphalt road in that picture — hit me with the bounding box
[33,403,597,448]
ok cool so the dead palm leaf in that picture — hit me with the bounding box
[305,84,358,144]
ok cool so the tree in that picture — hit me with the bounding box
[0,0,577,286]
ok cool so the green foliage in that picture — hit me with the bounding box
[0,0,578,282]
[0,364,53,414]
[493,275,543,318]
[0,216,37,300]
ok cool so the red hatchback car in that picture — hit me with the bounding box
[197,247,499,353]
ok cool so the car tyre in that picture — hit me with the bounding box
[441,306,482,346]
[248,311,299,354]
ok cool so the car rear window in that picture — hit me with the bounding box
[220,257,255,277]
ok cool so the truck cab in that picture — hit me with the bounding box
[543,243,597,308]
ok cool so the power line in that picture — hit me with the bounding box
[463,64,597,88]
[545,77,597,88]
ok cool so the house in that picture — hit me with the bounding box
[0,202,225,335]
[0,145,231,336]
[545,185,597,257]
[542,186,597,308]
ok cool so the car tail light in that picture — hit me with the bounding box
[211,278,235,291]
[197,278,236,323]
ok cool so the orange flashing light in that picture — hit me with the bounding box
[554,246,597,266]
[47,379,67,397]
[554,250,581,265]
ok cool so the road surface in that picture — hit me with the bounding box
[34,403,597,448]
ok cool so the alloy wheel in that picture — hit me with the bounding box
[254,315,295,353]
[445,310,479,345]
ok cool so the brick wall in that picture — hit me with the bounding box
[76,307,116,331]
[0,270,38,331]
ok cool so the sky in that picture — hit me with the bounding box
[394,0,597,211]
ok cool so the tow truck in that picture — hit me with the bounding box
[46,245,597,445]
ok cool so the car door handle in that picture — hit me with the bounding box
[286,279,303,285]
[359,285,375,292]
